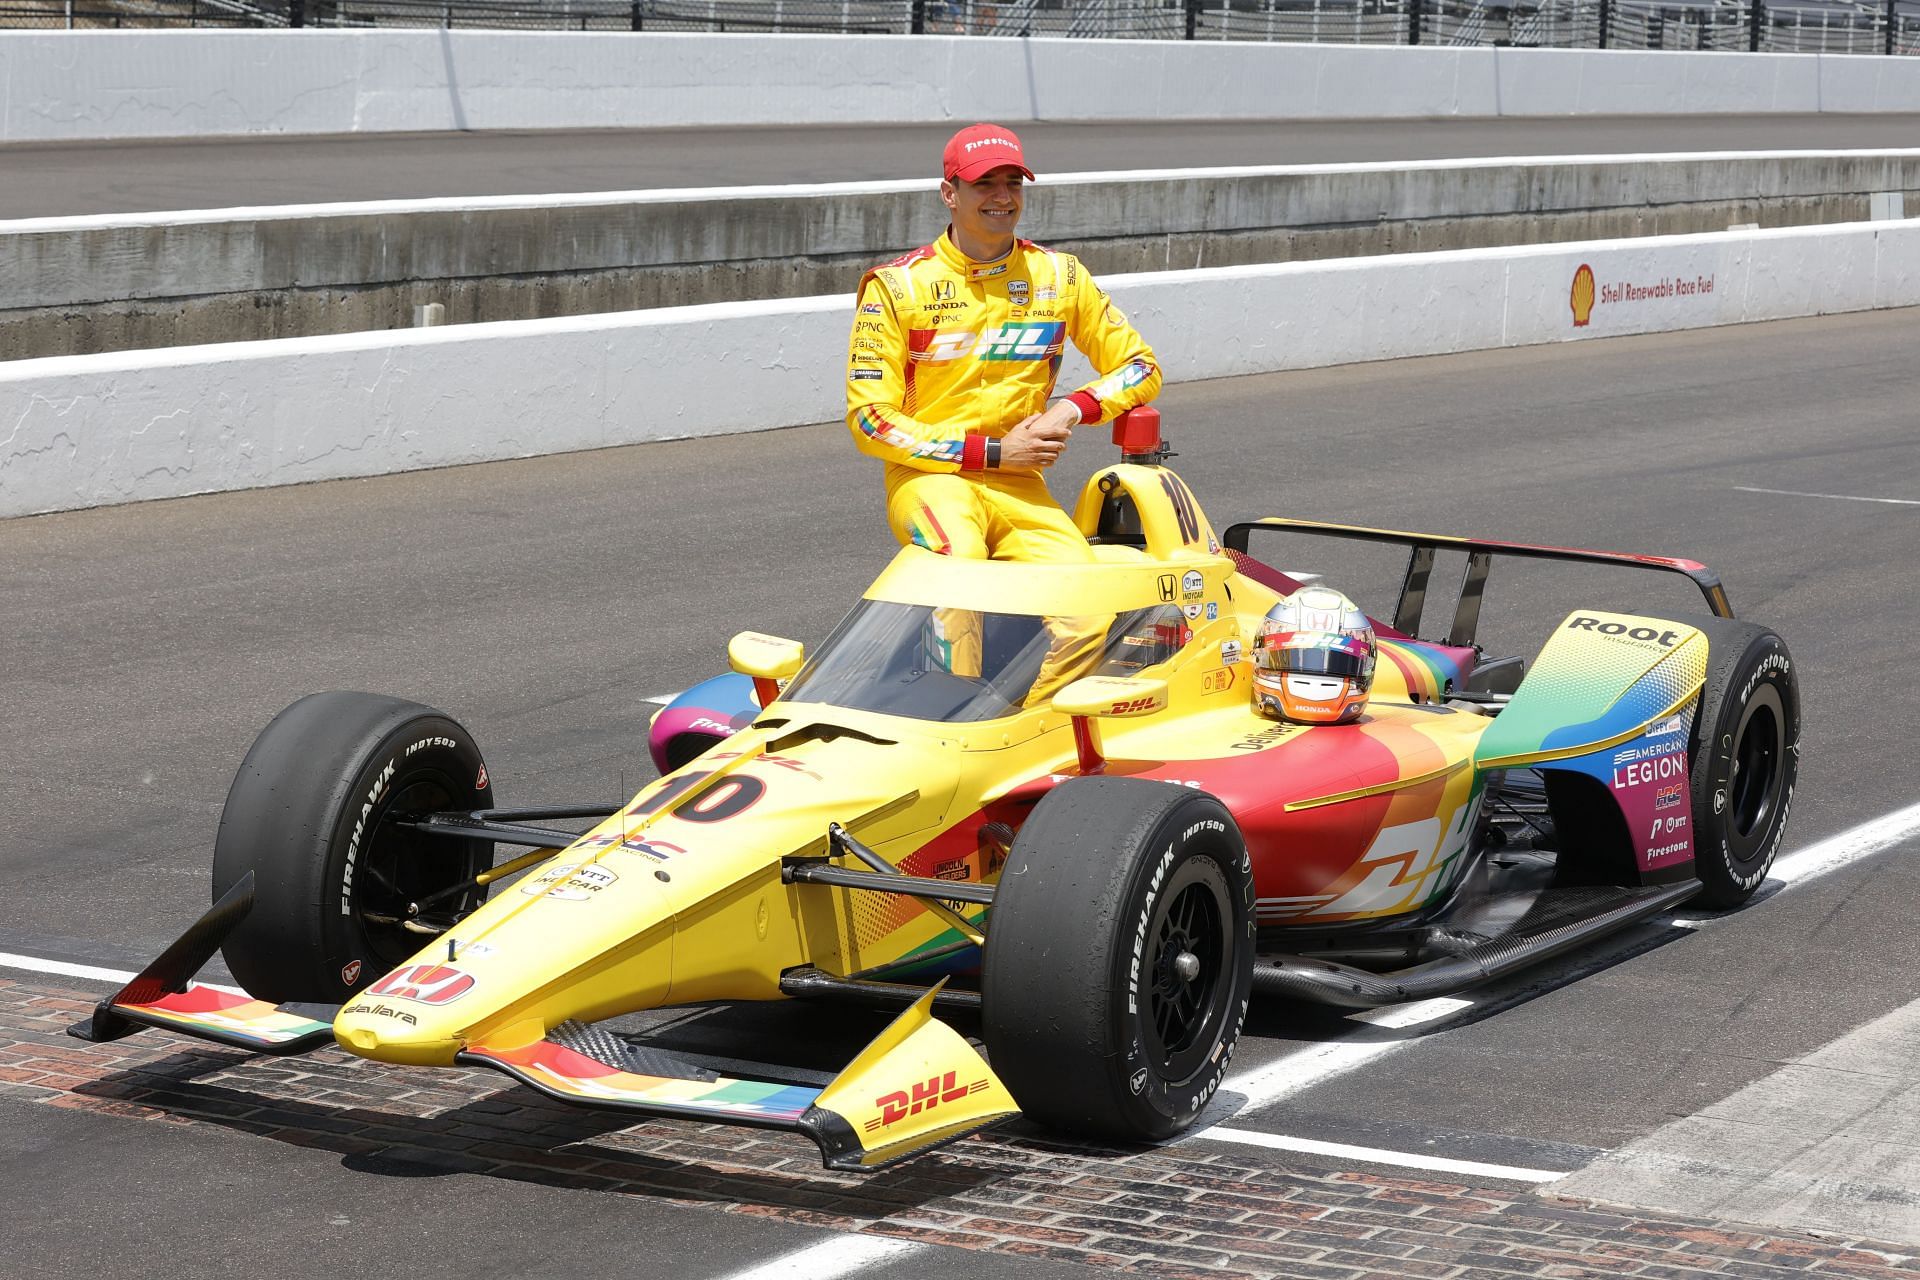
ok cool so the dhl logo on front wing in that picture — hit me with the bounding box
[864,1070,992,1131]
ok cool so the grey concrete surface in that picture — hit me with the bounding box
[10,152,1917,359]
[2,309,1919,1271]
[1555,998,1920,1246]
[8,116,1920,220]
[0,1087,1112,1280]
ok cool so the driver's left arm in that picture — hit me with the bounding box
[1060,265,1163,427]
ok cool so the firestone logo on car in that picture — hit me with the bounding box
[367,964,475,1005]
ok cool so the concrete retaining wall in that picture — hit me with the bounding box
[2,217,1915,519]
[6,31,1920,143]
[7,152,1917,359]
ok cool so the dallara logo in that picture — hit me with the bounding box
[1570,264,1596,328]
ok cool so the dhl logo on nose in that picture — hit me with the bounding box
[909,323,1064,363]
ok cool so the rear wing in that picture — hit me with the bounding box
[1222,517,1734,648]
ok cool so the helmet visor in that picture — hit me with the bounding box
[1255,628,1374,680]
[1275,647,1371,680]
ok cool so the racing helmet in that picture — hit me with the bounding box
[1251,586,1377,725]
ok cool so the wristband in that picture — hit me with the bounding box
[986,438,1002,469]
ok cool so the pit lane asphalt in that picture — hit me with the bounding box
[7,113,1920,217]
[2,307,1917,1273]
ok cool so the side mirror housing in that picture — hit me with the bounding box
[728,631,805,681]
[1052,676,1169,720]
[729,632,804,708]
[1052,677,1168,774]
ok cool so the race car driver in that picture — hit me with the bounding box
[845,123,1163,700]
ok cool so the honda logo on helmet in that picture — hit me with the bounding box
[367,964,475,1005]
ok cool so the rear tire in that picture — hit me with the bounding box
[982,777,1253,1142]
[212,692,495,1002]
[1685,618,1798,908]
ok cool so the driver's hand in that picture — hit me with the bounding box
[998,404,1077,469]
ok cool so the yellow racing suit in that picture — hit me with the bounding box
[845,231,1162,701]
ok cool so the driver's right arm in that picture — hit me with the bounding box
[846,274,997,473]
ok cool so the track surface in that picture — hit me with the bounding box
[6,114,1920,217]
[3,308,1919,1275]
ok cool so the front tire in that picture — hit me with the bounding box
[1686,618,1799,908]
[212,692,495,1002]
[983,778,1254,1143]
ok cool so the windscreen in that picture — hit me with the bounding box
[782,599,1192,723]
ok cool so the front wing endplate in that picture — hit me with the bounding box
[459,983,1017,1171]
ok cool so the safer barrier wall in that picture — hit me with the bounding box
[10,149,1919,360]
[6,31,1920,143]
[2,218,1916,519]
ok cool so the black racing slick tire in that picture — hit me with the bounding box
[982,778,1254,1143]
[1685,617,1799,908]
[211,692,495,1002]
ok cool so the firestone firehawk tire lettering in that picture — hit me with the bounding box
[212,691,495,1002]
[1681,616,1799,908]
[982,777,1254,1142]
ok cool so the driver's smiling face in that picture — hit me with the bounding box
[943,166,1025,251]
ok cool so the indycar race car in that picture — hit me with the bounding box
[75,408,1799,1171]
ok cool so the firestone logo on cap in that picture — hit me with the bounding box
[943,123,1035,183]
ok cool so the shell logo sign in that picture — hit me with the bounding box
[1570,264,1596,327]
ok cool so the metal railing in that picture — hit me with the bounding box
[4,0,1916,54]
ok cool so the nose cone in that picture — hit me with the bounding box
[334,962,479,1065]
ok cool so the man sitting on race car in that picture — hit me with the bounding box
[845,123,1163,700]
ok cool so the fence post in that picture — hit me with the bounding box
[1596,0,1610,45]
[1408,0,1423,43]
[1887,0,1897,53]
[1748,0,1762,48]
[289,0,306,25]
[1184,0,1199,39]
[911,0,925,31]
[630,0,642,27]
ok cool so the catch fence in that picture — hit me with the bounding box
[4,0,1916,55]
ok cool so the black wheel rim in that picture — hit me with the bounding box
[1143,859,1231,1083]
[1726,684,1787,870]
[359,773,488,968]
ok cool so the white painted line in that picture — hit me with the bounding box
[1216,798,1920,1120]
[1221,1039,1433,1113]
[1197,1126,1566,1183]
[642,691,684,705]
[1215,994,1470,1116]
[1346,996,1472,1029]
[10,149,1916,233]
[714,1235,923,1280]
[1733,485,1920,507]
[0,952,135,985]
[0,952,245,997]
[1772,797,1920,882]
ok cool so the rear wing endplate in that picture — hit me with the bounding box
[1222,517,1733,647]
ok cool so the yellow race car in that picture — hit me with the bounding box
[75,409,1799,1171]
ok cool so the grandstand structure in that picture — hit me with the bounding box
[2,0,1914,54]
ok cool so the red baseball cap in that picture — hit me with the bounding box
[942,123,1034,183]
